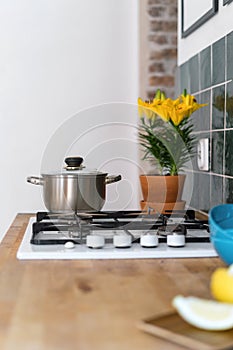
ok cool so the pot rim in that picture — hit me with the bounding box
[41,171,108,178]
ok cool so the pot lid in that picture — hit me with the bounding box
[42,157,107,176]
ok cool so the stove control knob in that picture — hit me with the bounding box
[113,235,132,248]
[86,235,105,249]
[167,234,185,247]
[140,233,158,248]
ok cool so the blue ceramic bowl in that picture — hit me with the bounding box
[210,236,233,265]
[209,204,233,240]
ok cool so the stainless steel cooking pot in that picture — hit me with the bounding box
[27,157,121,212]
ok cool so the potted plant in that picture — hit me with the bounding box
[138,89,207,213]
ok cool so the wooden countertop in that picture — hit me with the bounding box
[0,214,224,350]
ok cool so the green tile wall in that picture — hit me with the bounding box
[178,32,233,212]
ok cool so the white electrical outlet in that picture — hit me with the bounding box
[197,138,209,171]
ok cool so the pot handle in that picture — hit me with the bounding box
[27,176,44,186]
[105,174,122,185]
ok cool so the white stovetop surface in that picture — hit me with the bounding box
[17,217,218,260]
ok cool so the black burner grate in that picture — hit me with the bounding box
[30,210,210,245]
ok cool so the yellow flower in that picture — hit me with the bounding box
[137,89,208,175]
[169,98,192,125]
[138,91,207,126]
[149,99,171,122]
[169,104,191,125]
[180,93,207,117]
[138,90,171,122]
[138,98,154,119]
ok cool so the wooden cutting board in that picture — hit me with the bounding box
[138,311,233,350]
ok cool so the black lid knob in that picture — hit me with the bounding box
[65,157,83,168]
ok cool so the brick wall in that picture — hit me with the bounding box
[139,0,178,100]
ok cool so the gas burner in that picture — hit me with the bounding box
[17,209,218,260]
[30,210,210,246]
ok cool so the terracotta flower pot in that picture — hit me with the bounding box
[139,174,186,204]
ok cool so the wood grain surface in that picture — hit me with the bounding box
[0,214,225,350]
[139,312,233,350]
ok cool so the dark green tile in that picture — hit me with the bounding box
[225,177,233,203]
[189,172,211,211]
[226,80,233,127]
[189,172,210,211]
[227,31,233,80]
[225,130,233,176]
[189,54,199,93]
[198,173,210,212]
[200,90,211,130]
[189,92,200,131]
[179,61,190,94]
[200,46,211,89]
[212,86,225,129]
[189,172,199,209]
[211,175,223,207]
[190,91,210,132]
[211,131,224,175]
[212,37,225,85]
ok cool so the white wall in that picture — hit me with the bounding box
[178,0,233,65]
[0,0,139,238]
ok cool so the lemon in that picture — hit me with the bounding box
[211,265,233,303]
[172,295,233,331]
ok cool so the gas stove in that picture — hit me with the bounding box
[17,210,217,260]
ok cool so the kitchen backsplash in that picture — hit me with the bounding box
[177,31,233,212]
